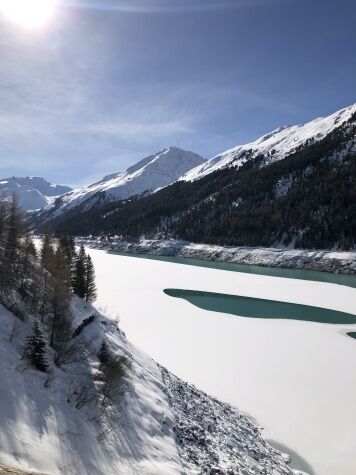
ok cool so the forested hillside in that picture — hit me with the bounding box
[41,110,356,250]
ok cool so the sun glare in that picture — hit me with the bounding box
[0,0,56,28]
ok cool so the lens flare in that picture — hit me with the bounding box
[0,0,56,28]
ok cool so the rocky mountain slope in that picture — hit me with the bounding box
[37,147,204,220]
[0,177,71,212]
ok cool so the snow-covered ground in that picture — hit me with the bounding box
[0,299,183,475]
[87,247,356,475]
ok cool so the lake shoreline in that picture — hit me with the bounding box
[77,237,356,275]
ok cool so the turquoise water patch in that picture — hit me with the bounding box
[347,332,356,339]
[111,252,356,289]
[164,288,356,325]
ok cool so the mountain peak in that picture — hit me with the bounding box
[40,147,205,218]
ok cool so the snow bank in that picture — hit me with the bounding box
[78,237,356,274]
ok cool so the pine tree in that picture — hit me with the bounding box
[40,228,54,269]
[49,247,73,348]
[4,195,23,283]
[25,319,48,372]
[39,229,54,322]
[0,199,8,289]
[58,234,76,265]
[98,339,111,364]
[58,234,77,289]
[85,254,97,303]
[19,219,37,293]
[73,245,87,298]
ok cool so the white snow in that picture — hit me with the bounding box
[0,177,71,212]
[86,247,356,475]
[181,103,356,181]
[0,299,183,475]
[43,147,205,217]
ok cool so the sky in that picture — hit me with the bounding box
[0,0,355,187]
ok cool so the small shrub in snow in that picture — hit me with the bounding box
[97,339,110,365]
[100,353,131,406]
[25,319,48,372]
[67,380,97,409]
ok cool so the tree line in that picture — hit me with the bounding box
[0,196,97,371]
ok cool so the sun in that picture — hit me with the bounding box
[0,0,57,28]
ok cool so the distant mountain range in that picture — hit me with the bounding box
[34,103,356,250]
[0,177,72,211]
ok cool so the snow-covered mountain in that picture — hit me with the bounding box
[43,146,205,217]
[181,103,356,181]
[0,176,72,212]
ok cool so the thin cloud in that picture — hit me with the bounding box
[61,0,281,14]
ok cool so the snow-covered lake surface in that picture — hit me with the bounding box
[87,248,356,475]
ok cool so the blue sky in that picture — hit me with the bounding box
[0,0,355,186]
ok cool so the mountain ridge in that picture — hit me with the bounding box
[181,103,356,182]
[37,103,356,251]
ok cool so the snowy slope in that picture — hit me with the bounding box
[181,103,356,181]
[43,147,204,217]
[0,297,294,475]
[0,177,71,212]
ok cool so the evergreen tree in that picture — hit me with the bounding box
[19,219,37,293]
[39,229,54,322]
[25,319,48,372]
[40,228,54,269]
[49,247,73,348]
[4,195,23,283]
[73,245,87,298]
[58,234,77,289]
[85,254,97,303]
[98,339,111,364]
[58,234,76,265]
[0,199,8,289]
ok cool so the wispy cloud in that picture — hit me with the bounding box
[61,0,280,14]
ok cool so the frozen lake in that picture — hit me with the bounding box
[87,247,356,475]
